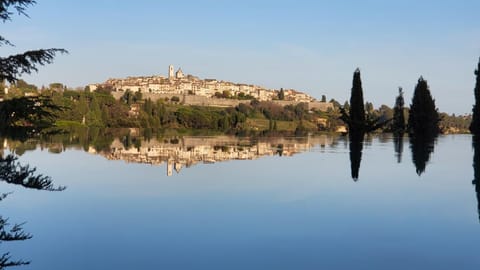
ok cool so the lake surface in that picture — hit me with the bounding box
[1,131,480,270]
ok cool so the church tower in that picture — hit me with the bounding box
[168,65,174,79]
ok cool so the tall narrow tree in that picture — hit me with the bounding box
[349,68,365,132]
[392,87,406,134]
[470,58,480,135]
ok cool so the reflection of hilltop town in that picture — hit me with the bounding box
[88,65,332,111]
[88,135,337,176]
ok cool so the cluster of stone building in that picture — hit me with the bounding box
[89,65,315,102]
[88,135,334,176]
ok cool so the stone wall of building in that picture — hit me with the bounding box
[111,92,333,111]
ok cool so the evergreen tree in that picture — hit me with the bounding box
[470,58,480,135]
[0,0,67,83]
[0,0,66,129]
[341,68,365,133]
[407,77,440,136]
[392,87,406,133]
[278,88,285,100]
[349,68,366,131]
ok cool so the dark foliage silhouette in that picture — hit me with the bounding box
[392,87,406,134]
[407,77,440,137]
[349,130,364,180]
[410,134,435,175]
[470,58,480,135]
[341,69,388,134]
[1,128,65,268]
[394,133,404,163]
[0,0,67,130]
[0,0,67,83]
[407,77,439,175]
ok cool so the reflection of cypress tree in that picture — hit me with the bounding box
[349,130,364,181]
[410,135,435,175]
[393,133,404,163]
[392,88,405,163]
[408,77,439,175]
[472,136,480,222]
[470,58,480,135]
[343,69,365,180]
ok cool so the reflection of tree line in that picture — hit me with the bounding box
[0,148,65,268]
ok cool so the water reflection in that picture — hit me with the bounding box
[409,133,436,175]
[1,129,65,268]
[1,128,339,177]
[393,132,404,163]
[473,136,480,222]
[349,131,364,181]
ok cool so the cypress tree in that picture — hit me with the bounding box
[341,68,366,133]
[392,87,406,133]
[408,77,439,136]
[470,58,480,135]
[408,77,439,175]
[349,68,366,132]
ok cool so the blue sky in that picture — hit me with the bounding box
[3,0,480,114]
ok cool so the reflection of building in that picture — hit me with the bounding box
[88,135,335,176]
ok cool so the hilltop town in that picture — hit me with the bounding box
[88,65,331,110]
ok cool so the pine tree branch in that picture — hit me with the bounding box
[0,0,36,22]
[0,48,68,83]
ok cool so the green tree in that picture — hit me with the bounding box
[408,77,440,136]
[470,57,480,135]
[133,91,142,102]
[0,0,67,129]
[278,88,285,100]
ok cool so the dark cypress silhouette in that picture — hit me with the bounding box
[341,69,388,135]
[470,58,480,135]
[339,69,366,180]
[392,87,406,163]
[472,135,480,222]
[348,68,365,132]
[408,77,439,175]
[392,87,406,134]
[341,68,365,133]
[408,77,440,136]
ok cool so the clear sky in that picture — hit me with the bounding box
[3,0,480,114]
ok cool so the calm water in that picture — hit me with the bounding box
[1,131,480,270]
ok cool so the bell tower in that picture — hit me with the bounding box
[168,65,174,79]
